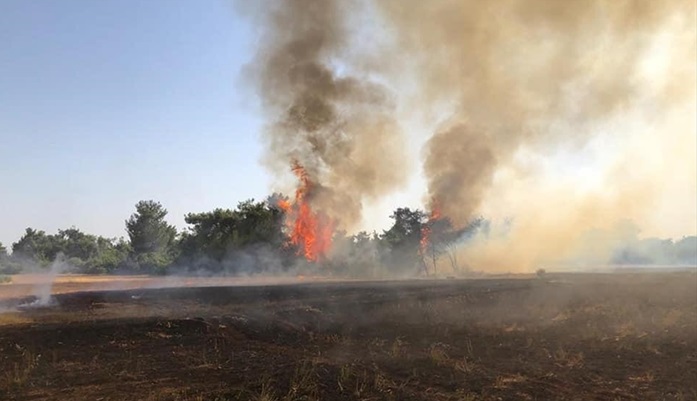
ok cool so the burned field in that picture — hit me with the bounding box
[1,272,695,401]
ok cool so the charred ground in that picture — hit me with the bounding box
[1,271,695,401]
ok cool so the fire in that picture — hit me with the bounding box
[420,200,442,257]
[277,162,334,262]
[277,199,292,211]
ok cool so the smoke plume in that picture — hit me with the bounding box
[244,0,695,271]
[377,0,695,226]
[244,0,407,230]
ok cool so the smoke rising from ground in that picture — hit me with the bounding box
[243,0,408,230]
[378,0,695,226]
[245,0,695,271]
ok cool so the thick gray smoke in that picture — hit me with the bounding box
[422,122,497,225]
[243,0,407,229]
[243,0,695,271]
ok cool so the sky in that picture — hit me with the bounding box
[0,0,280,246]
[0,1,695,248]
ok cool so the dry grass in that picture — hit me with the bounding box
[336,363,397,398]
[255,377,276,401]
[453,356,474,373]
[628,371,655,383]
[0,312,32,326]
[1,274,347,301]
[284,361,319,401]
[493,373,526,389]
[2,348,40,390]
[455,392,479,401]
[390,337,406,357]
[553,346,585,368]
[1,272,695,400]
[429,343,451,366]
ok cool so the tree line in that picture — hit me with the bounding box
[0,198,467,276]
[0,198,695,276]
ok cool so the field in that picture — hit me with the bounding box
[0,271,695,400]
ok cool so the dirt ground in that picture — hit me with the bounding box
[0,274,335,302]
[0,271,695,401]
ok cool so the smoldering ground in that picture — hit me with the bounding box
[1,271,695,400]
[0,248,340,310]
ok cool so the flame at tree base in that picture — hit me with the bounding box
[420,200,442,259]
[278,163,335,263]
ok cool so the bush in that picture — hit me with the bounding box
[0,275,12,284]
[0,259,23,275]
[135,252,172,275]
[84,249,128,274]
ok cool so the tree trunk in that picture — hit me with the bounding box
[448,249,458,273]
[431,248,437,276]
[420,255,429,276]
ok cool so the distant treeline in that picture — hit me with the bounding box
[0,198,695,276]
[0,198,455,277]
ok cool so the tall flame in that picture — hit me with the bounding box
[278,162,335,262]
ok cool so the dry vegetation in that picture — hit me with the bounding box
[0,271,695,400]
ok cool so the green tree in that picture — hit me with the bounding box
[85,237,130,274]
[56,228,100,261]
[0,241,19,274]
[179,208,239,268]
[235,199,287,247]
[178,199,288,273]
[381,208,427,275]
[125,200,177,273]
[675,236,697,265]
[10,227,130,274]
[331,231,383,278]
[11,228,62,265]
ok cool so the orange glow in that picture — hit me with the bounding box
[279,162,335,262]
[420,199,442,257]
[277,199,292,211]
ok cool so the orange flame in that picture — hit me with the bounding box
[420,199,442,257]
[278,162,334,262]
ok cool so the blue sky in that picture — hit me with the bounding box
[0,1,273,245]
[0,1,694,248]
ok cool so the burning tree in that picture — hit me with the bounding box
[420,199,486,275]
[277,162,335,263]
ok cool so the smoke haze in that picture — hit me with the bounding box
[243,0,408,230]
[244,0,696,271]
[378,0,695,220]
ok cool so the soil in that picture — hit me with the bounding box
[0,271,695,400]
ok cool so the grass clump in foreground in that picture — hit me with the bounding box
[0,275,11,284]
